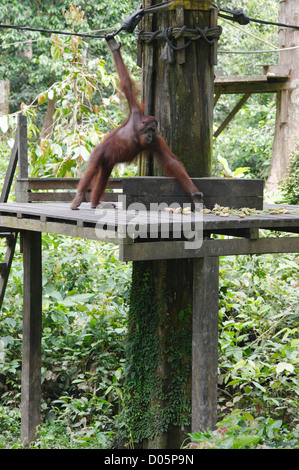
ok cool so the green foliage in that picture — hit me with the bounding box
[19,4,121,177]
[214,96,276,179]
[0,1,140,178]
[280,144,299,204]
[216,155,250,178]
[0,234,298,448]
[186,410,299,449]
[0,234,132,449]
[215,0,279,76]
[184,249,299,450]
[218,251,299,430]
[0,0,139,111]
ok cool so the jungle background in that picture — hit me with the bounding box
[0,0,298,449]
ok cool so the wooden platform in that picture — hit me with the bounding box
[0,201,298,261]
[214,72,291,95]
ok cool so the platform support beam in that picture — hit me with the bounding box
[21,231,42,446]
[192,257,219,432]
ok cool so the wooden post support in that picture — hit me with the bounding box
[127,0,218,447]
[1,114,27,203]
[192,256,219,432]
[17,114,28,179]
[267,0,299,191]
[21,231,42,446]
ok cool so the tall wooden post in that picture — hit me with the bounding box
[192,257,219,432]
[18,115,28,179]
[21,231,42,446]
[127,0,218,448]
[139,0,216,177]
[267,0,299,192]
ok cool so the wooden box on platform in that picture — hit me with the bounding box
[122,177,264,210]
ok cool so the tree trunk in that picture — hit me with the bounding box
[0,79,10,114]
[126,0,216,448]
[41,98,55,140]
[266,0,299,192]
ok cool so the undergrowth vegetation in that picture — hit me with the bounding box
[0,233,298,449]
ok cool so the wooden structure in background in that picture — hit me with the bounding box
[214,67,291,138]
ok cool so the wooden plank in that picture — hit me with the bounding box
[16,178,80,191]
[120,236,299,261]
[15,178,123,203]
[16,177,124,190]
[21,231,42,446]
[214,74,291,95]
[125,195,263,210]
[27,192,119,203]
[15,177,264,209]
[192,257,219,432]
[28,192,76,202]
[0,214,119,243]
[0,203,298,249]
[122,177,264,197]
[215,75,289,85]
[122,177,264,210]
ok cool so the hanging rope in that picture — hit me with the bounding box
[0,22,111,39]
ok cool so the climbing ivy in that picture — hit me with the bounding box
[121,262,192,446]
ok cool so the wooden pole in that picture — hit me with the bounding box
[18,114,28,179]
[267,0,299,192]
[192,257,219,432]
[1,114,27,203]
[127,0,218,448]
[139,0,216,177]
[21,231,42,446]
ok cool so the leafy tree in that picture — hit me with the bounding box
[0,2,140,177]
[0,0,139,112]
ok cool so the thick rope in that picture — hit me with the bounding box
[136,25,222,46]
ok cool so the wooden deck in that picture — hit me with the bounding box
[214,73,291,95]
[0,201,298,261]
[0,199,298,445]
